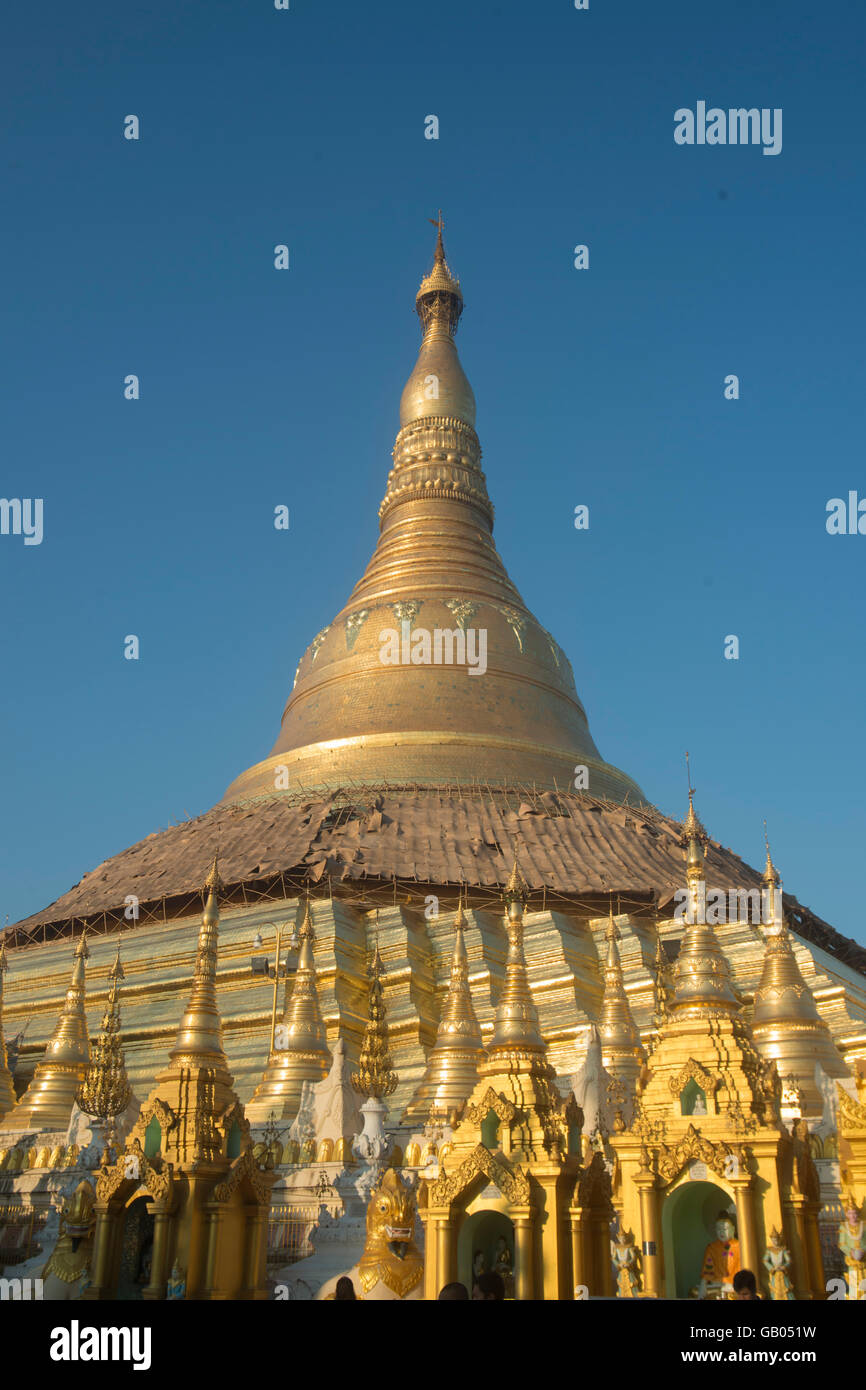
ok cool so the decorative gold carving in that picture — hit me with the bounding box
[463,1086,518,1127]
[429,1142,531,1207]
[496,605,527,652]
[212,1147,270,1205]
[443,599,478,631]
[668,1058,719,1098]
[309,627,331,662]
[655,1124,733,1183]
[345,610,370,651]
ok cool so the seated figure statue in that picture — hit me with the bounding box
[698,1211,740,1300]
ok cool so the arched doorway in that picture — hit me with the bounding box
[458,1209,515,1297]
[662,1180,733,1299]
[116,1196,155,1300]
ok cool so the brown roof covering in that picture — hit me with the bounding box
[7,784,866,975]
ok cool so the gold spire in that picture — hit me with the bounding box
[762,822,781,926]
[483,856,547,1064]
[222,224,645,806]
[752,850,847,1113]
[403,893,485,1123]
[76,944,132,1160]
[671,792,741,1018]
[168,856,226,1064]
[0,930,91,1133]
[142,858,238,1165]
[597,905,644,1084]
[352,946,398,1099]
[0,941,16,1118]
[246,898,331,1124]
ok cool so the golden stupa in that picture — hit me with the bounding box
[2,220,865,1305]
[223,219,643,806]
[0,932,91,1133]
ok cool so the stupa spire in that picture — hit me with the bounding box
[671,789,741,1018]
[597,903,645,1085]
[137,856,240,1166]
[483,855,547,1065]
[352,945,398,1100]
[0,930,91,1133]
[168,855,226,1064]
[403,892,485,1123]
[751,844,847,1113]
[246,896,331,1124]
[76,943,132,1161]
[0,941,16,1117]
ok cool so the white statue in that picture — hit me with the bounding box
[313,1038,362,1145]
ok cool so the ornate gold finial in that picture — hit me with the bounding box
[205,853,221,893]
[416,214,463,336]
[76,942,132,1163]
[763,821,780,888]
[429,209,445,262]
[352,947,398,1099]
[504,852,529,905]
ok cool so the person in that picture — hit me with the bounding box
[438,1281,469,1300]
[334,1275,357,1300]
[472,1271,505,1300]
[732,1269,760,1300]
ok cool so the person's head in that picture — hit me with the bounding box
[438,1281,469,1300]
[334,1276,356,1300]
[846,1204,860,1225]
[732,1269,757,1300]
[472,1271,505,1300]
[715,1211,736,1241]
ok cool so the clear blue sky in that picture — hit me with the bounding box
[2,0,864,944]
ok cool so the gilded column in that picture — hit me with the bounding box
[142,1208,172,1300]
[436,1217,453,1289]
[569,1208,588,1295]
[243,1207,268,1298]
[732,1179,759,1280]
[635,1168,662,1297]
[513,1211,535,1300]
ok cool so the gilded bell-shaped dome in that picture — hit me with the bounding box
[224,220,643,806]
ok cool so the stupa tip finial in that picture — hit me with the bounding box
[504,850,529,903]
[109,943,124,980]
[74,928,89,959]
[205,853,221,892]
[763,820,780,885]
[428,209,445,262]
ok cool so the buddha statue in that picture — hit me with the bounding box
[699,1211,740,1299]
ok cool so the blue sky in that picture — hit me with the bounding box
[2,0,864,943]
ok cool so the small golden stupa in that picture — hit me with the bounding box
[0,932,91,1133]
[404,895,486,1125]
[751,838,848,1114]
[245,899,330,1124]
